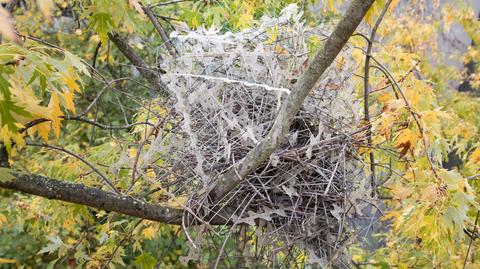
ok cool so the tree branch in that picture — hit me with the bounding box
[143,5,177,57]
[0,173,228,225]
[363,0,393,197]
[210,0,375,201]
[108,32,169,94]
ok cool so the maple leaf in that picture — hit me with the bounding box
[381,99,404,113]
[37,236,64,254]
[468,147,480,164]
[48,92,64,138]
[395,129,418,159]
[0,100,31,131]
[35,122,51,142]
[133,253,157,269]
[141,226,157,240]
[62,73,81,93]
[63,90,76,114]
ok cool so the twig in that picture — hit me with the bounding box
[25,142,120,194]
[150,0,188,8]
[143,5,177,57]
[108,32,169,94]
[92,41,102,68]
[101,220,143,269]
[463,210,479,269]
[18,116,157,134]
[363,0,393,198]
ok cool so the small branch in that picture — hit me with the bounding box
[143,5,177,57]
[463,210,479,269]
[108,32,169,94]
[92,41,102,68]
[363,0,393,197]
[26,142,120,194]
[150,0,188,8]
[18,116,157,134]
[468,174,480,180]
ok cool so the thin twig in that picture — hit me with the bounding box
[150,0,188,8]
[143,5,177,57]
[463,210,479,269]
[26,142,120,194]
[363,0,393,198]
[18,116,157,134]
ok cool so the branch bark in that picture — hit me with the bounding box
[143,5,177,57]
[210,0,375,201]
[0,173,227,225]
[108,32,169,94]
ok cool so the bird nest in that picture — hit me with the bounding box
[133,5,371,267]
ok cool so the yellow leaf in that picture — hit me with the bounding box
[0,258,17,264]
[0,214,6,228]
[382,99,404,112]
[63,90,76,114]
[0,7,20,43]
[469,147,480,164]
[128,148,138,158]
[395,129,419,146]
[35,122,51,142]
[62,73,81,93]
[274,45,289,56]
[335,56,345,71]
[0,126,12,152]
[377,92,393,103]
[395,129,419,158]
[48,92,63,138]
[142,226,157,240]
[36,0,54,21]
[168,195,188,209]
[327,0,335,12]
[377,113,397,139]
[405,89,420,109]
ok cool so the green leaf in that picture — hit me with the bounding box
[64,51,90,76]
[0,73,11,100]
[37,236,63,255]
[133,253,157,269]
[0,168,14,183]
[89,12,115,44]
[0,100,32,131]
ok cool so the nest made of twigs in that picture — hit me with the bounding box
[131,5,371,267]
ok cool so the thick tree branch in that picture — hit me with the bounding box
[108,32,169,94]
[0,173,227,225]
[210,0,375,201]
